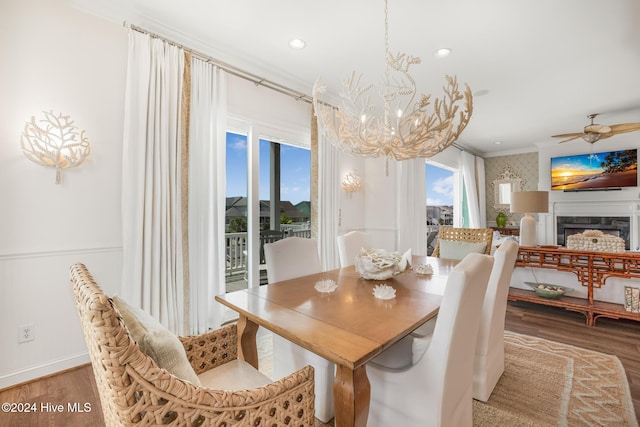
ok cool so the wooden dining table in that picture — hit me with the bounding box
[215,256,458,427]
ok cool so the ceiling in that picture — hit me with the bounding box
[75,0,640,156]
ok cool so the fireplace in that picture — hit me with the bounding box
[556,216,631,250]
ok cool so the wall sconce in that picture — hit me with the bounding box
[341,170,362,196]
[20,111,90,184]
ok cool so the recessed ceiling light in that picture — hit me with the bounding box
[434,48,452,58]
[289,38,306,50]
[494,141,503,145]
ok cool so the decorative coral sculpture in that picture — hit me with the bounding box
[20,111,90,184]
[372,283,396,300]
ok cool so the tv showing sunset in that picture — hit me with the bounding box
[550,149,637,191]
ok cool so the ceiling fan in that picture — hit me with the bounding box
[552,113,640,144]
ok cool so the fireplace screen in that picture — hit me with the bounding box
[556,216,630,250]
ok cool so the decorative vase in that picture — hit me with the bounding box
[496,212,507,228]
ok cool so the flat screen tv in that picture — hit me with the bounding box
[550,149,638,191]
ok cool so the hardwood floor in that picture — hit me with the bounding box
[0,365,103,427]
[1,301,639,426]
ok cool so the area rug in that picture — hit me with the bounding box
[473,331,637,426]
[260,331,637,426]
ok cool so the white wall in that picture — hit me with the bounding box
[0,0,126,387]
[1,0,343,388]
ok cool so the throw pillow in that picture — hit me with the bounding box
[439,240,487,260]
[112,296,201,386]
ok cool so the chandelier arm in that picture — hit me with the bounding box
[312,0,473,161]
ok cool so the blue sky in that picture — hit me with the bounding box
[226,132,453,206]
[226,132,310,204]
[426,163,454,206]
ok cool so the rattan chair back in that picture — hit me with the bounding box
[70,262,315,426]
[432,227,494,257]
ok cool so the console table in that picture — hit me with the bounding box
[491,227,519,236]
[508,246,640,326]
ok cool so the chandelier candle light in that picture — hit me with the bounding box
[312,0,473,162]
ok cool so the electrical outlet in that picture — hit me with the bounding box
[18,324,34,343]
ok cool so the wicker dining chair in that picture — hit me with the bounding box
[70,263,315,427]
[432,227,494,258]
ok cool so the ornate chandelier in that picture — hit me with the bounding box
[312,0,473,161]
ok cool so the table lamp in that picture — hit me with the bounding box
[510,191,549,247]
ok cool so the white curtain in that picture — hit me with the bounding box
[121,30,185,333]
[460,151,486,228]
[188,58,227,333]
[318,134,340,270]
[396,158,427,254]
[476,158,487,227]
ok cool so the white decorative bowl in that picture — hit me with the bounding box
[355,248,411,280]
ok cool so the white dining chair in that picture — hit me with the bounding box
[472,239,519,401]
[263,237,335,423]
[366,253,494,427]
[336,230,371,267]
[411,240,520,402]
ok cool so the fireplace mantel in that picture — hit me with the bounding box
[539,200,640,251]
[551,200,640,216]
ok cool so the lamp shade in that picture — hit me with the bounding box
[510,191,548,214]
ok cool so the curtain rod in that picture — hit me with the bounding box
[123,23,474,156]
[123,23,314,105]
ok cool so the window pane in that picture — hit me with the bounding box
[225,132,248,292]
[280,143,311,231]
[280,143,310,206]
[225,134,311,291]
[426,163,454,255]
[226,132,248,200]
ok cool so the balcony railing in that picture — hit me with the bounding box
[225,227,312,279]
[225,225,443,282]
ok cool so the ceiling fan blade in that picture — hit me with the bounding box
[608,123,640,134]
[584,124,611,134]
[551,132,583,139]
[557,135,583,143]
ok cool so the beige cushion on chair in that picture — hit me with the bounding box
[438,240,487,260]
[112,296,201,386]
[198,359,272,390]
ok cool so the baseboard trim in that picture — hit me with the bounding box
[0,352,90,390]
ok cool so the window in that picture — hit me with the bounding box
[426,162,455,255]
[225,132,311,291]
